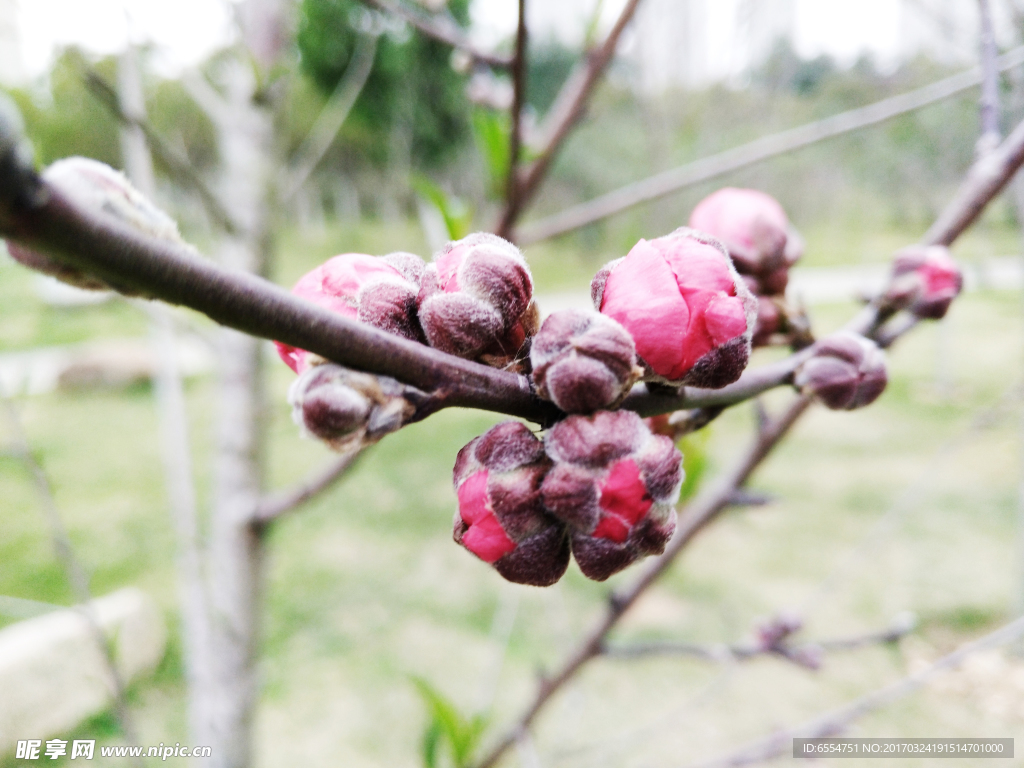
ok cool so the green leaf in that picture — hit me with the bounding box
[411,174,473,240]
[471,108,511,199]
[411,677,488,768]
[677,429,711,502]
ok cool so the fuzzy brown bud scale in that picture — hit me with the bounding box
[794,332,887,410]
[530,309,639,414]
[418,233,540,369]
[288,364,417,452]
[542,410,683,581]
[452,422,570,587]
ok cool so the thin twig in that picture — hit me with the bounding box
[82,68,240,235]
[496,0,644,239]
[683,614,1024,768]
[1,396,142,764]
[504,0,528,220]
[517,45,1024,245]
[252,445,366,526]
[602,614,916,663]
[357,0,512,69]
[280,34,378,203]
[978,0,1002,153]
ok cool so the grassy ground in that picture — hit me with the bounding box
[3,220,1024,767]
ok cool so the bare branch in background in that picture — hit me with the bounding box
[83,68,240,235]
[1,397,142,764]
[603,613,917,667]
[357,0,512,69]
[496,0,644,239]
[503,0,529,219]
[280,34,378,203]
[253,446,366,526]
[977,0,1002,153]
[517,46,1024,245]
[684,614,1024,768]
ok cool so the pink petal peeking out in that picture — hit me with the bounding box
[592,460,653,544]
[920,255,961,299]
[275,254,406,374]
[599,237,748,382]
[457,471,516,563]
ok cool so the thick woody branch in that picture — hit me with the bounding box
[496,0,644,239]
[357,0,511,69]
[685,614,1024,768]
[518,45,1024,245]
[83,69,241,235]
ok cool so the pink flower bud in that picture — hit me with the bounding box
[275,251,425,373]
[8,157,182,293]
[530,309,639,414]
[794,332,887,410]
[453,422,569,586]
[592,228,757,388]
[541,410,682,581]
[418,233,540,365]
[888,246,963,320]
[751,296,782,348]
[688,187,803,279]
[288,364,416,451]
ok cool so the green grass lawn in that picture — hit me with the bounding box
[3,222,1024,767]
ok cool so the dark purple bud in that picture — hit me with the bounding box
[418,233,538,365]
[288,364,416,451]
[542,411,682,581]
[794,332,887,410]
[453,422,569,586]
[530,309,639,413]
[751,296,782,348]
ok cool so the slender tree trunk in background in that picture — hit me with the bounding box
[186,1,287,763]
[117,47,216,753]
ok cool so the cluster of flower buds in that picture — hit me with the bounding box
[288,363,418,452]
[417,233,539,369]
[689,187,806,347]
[530,309,639,414]
[452,422,569,586]
[884,245,963,320]
[452,413,683,584]
[7,157,185,294]
[592,227,757,388]
[794,331,887,410]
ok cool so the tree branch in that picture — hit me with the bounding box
[517,45,1024,246]
[357,0,512,69]
[83,68,241,235]
[978,0,1002,152]
[684,614,1024,768]
[252,445,366,527]
[503,0,528,220]
[280,34,378,203]
[496,0,644,239]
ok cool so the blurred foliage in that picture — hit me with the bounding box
[470,107,510,199]
[526,41,579,115]
[412,677,487,768]
[412,174,473,239]
[297,0,472,170]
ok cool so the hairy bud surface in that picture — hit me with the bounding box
[794,332,887,410]
[453,422,569,586]
[542,410,683,581]
[530,309,639,414]
[275,252,425,373]
[418,233,539,366]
